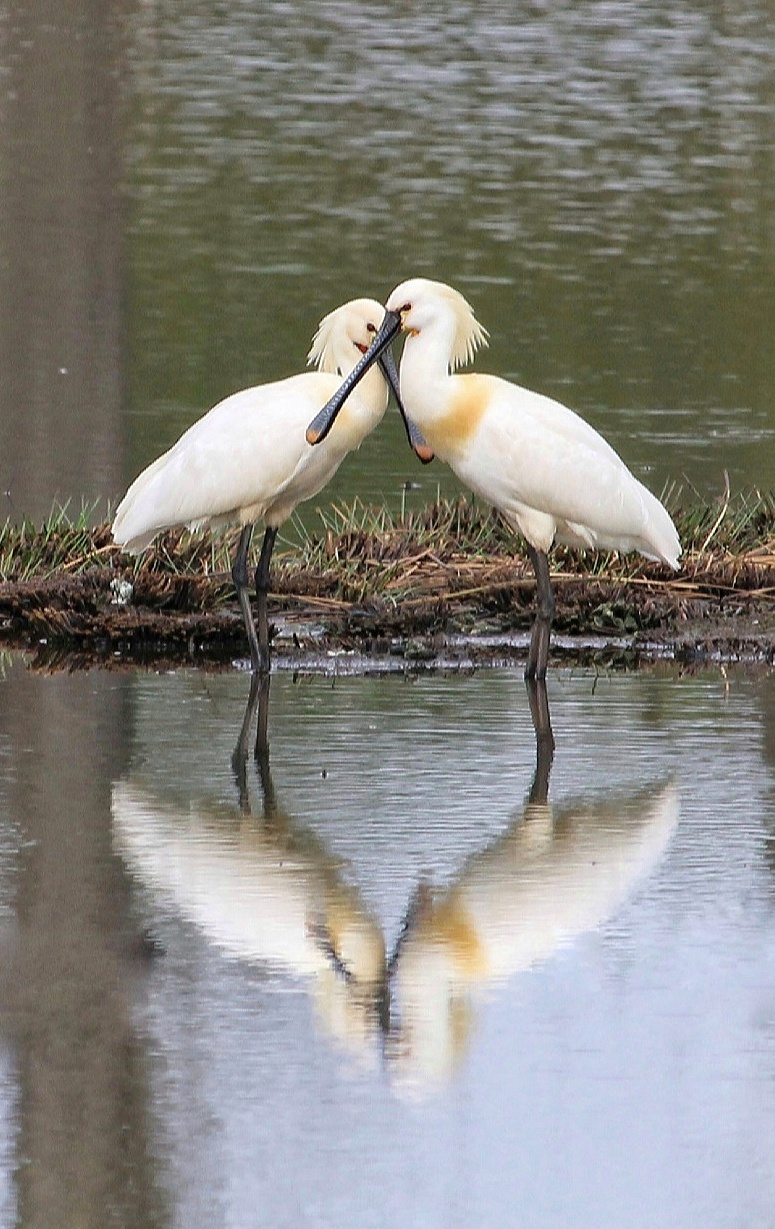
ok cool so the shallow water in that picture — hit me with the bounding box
[0,656,774,1226]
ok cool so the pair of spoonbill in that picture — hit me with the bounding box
[309,278,681,679]
[112,299,430,673]
[113,279,680,679]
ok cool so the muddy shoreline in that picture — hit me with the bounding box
[2,557,773,674]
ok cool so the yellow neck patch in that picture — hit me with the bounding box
[427,374,491,456]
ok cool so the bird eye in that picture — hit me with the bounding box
[400,302,412,314]
[366,322,377,334]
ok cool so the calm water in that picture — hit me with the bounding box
[0,0,773,528]
[0,657,774,1226]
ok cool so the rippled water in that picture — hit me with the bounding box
[0,658,774,1226]
[122,0,775,504]
[0,0,773,527]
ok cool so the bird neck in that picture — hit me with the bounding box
[399,327,454,427]
[330,363,388,449]
[345,360,386,410]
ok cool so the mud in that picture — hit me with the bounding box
[1,560,773,674]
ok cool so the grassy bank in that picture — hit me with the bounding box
[1,489,774,668]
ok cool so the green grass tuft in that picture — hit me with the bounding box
[1,487,774,601]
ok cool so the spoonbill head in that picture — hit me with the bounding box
[113,297,427,674]
[308,278,681,680]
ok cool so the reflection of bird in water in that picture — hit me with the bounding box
[385,682,678,1094]
[112,298,430,675]
[112,675,387,1061]
[114,677,677,1091]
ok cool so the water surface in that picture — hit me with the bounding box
[0,658,773,1226]
[0,0,773,527]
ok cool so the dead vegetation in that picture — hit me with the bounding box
[1,489,774,669]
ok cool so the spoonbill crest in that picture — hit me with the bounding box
[308,278,681,680]
[113,298,430,674]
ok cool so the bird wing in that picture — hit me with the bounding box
[112,372,341,550]
[451,377,679,564]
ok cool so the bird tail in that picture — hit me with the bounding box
[111,458,168,554]
[640,488,681,570]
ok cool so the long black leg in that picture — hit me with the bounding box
[231,524,262,673]
[524,544,555,681]
[255,526,277,675]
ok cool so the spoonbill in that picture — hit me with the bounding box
[112,298,431,674]
[308,278,681,679]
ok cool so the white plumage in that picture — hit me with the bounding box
[113,298,391,550]
[310,278,681,679]
[388,278,680,566]
[113,298,396,672]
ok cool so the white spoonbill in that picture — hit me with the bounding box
[308,278,681,680]
[112,298,431,674]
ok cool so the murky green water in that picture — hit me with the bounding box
[0,0,773,529]
[123,0,775,503]
[1,657,774,1227]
